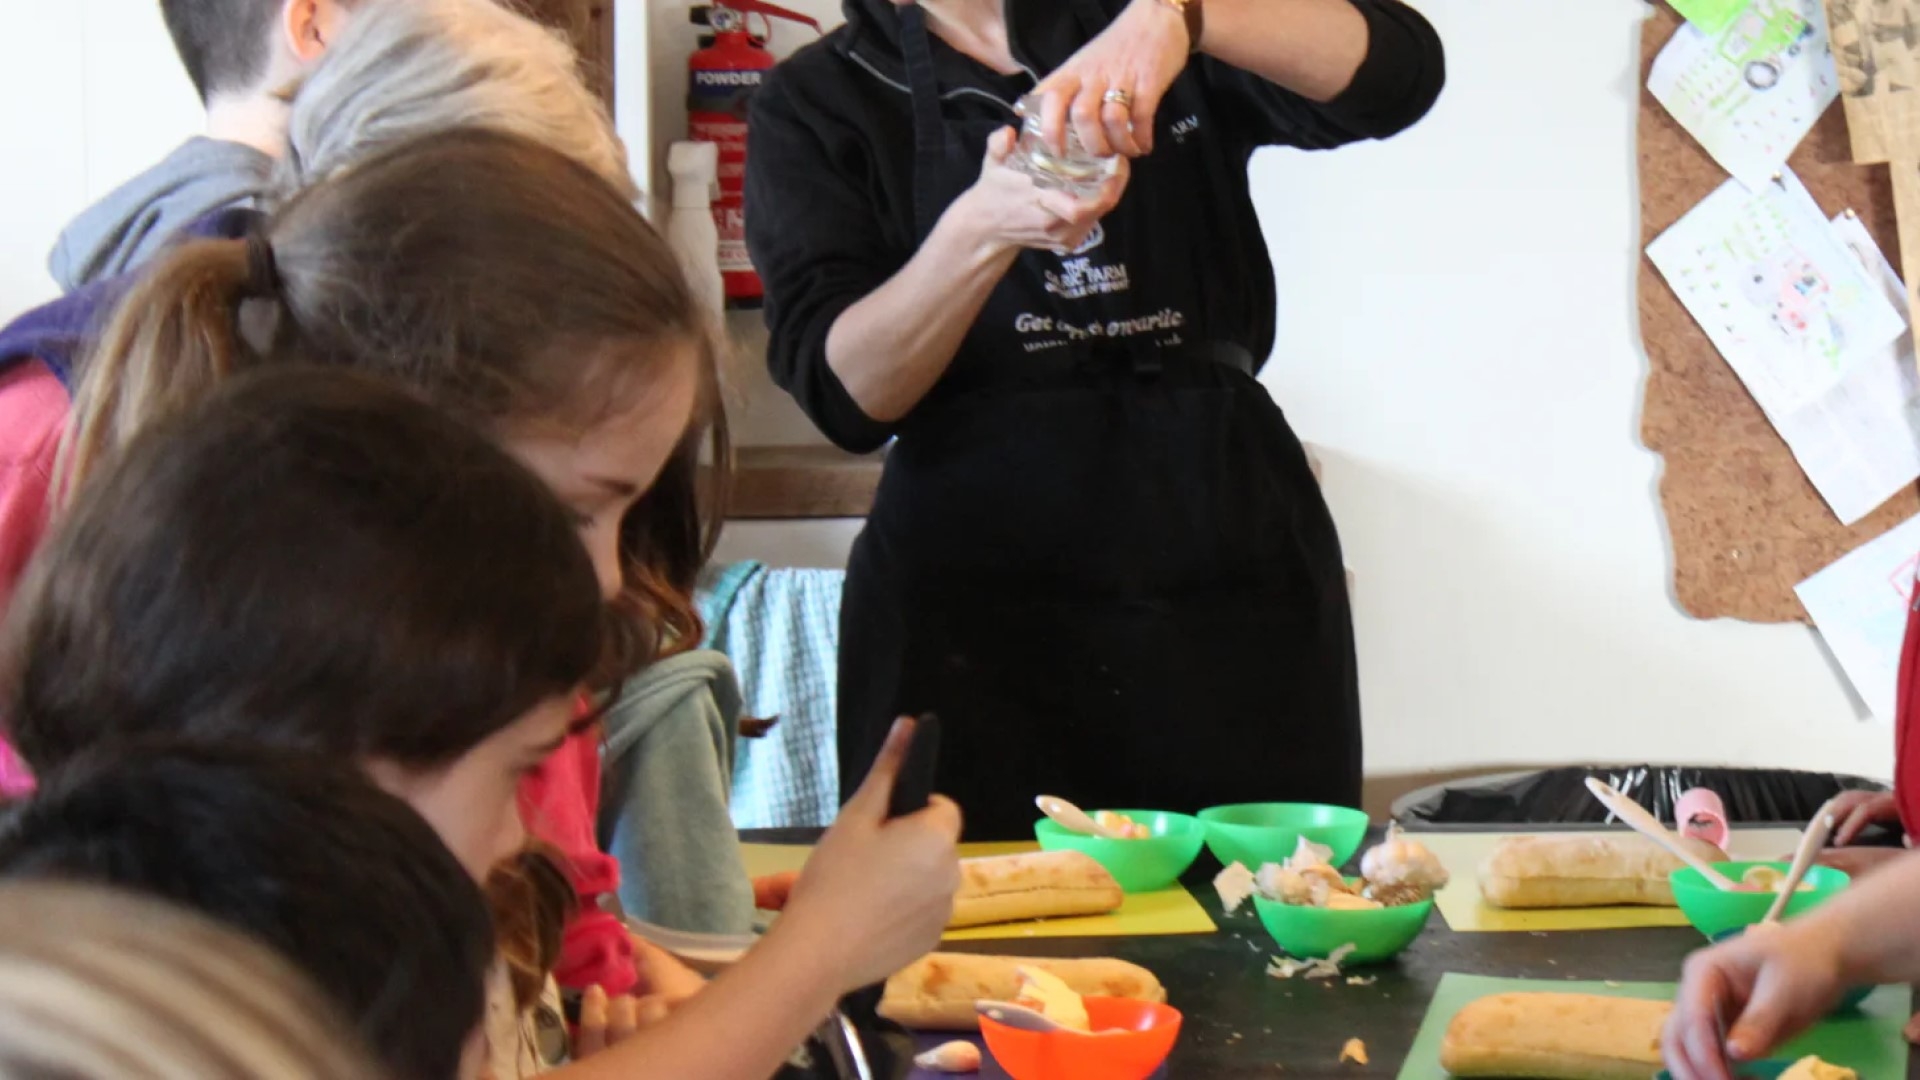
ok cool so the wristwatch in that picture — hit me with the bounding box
[1159,0,1203,53]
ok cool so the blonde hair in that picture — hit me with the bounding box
[0,882,385,1079]
[279,0,638,200]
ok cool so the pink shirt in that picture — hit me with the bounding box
[519,719,637,996]
[0,359,66,799]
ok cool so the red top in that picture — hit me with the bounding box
[518,717,637,996]
[1897,589,1920,840]
[0,359,66,799]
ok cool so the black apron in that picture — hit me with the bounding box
[837,0,1361,839]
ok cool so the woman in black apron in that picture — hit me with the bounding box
[746,0,1443,838]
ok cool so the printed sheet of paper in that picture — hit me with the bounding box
[1795,511,1920,720]
[1672,0,1758,34]
[1647,169,1906,414]
[1650,0,1841,189]
[1770,213,1920,523]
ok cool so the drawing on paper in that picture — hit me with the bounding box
[1647,170,1906,415]
[1741,251,1845,354]
[1650,0,1839,188]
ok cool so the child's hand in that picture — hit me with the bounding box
[752,870,799,911]
[628,933,706,1004]
[575,983,681,1060]
[575,984,637,1058]
[779,717,962,992]
[1663,921,1847,1080]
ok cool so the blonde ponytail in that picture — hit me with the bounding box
[59,238,260,504]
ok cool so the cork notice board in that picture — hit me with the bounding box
[1639,2,1919,622]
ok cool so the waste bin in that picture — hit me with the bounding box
[1391,765,1887,833]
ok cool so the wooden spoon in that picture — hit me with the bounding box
[1761,798,1838,925]
[1584,778,1747,892]
[1036,795,1130,840]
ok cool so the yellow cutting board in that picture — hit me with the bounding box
[1419,828,1804,932]
[740,841,1217,940]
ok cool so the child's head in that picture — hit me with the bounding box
[70,127,722,678]
[0,881,381,1079]
[161,0,358,106]
[0,743,495,1080]
[10,367,603,875]
[281,0,637,200]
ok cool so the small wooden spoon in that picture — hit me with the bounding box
[1585,778,1748,891]
[1036,795,1130,840]
[1761,799,1837,925]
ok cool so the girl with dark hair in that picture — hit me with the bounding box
[6,367,962,1080]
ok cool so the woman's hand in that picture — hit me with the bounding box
[774,717,963,992]
[1663,921,1848,1080]
[1031,0,1191,157]
[1829,789,1901,845]
[949,129,1130,257]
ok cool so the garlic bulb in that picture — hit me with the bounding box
[1360,823,1450,890]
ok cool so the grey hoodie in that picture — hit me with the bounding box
[48,137,274,293]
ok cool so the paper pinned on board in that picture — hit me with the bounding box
[1671,0,1760,33]
[1647,169,1906,415]
[1767,213,1920,524]
[1670,0,1759,34]
[1796,511,1920,722]
[1649,0,1840,190]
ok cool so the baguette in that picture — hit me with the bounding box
[877,953,1166,1031]
[1479,835,1725,909]
[1440,993,1668,1079]
[948,850,1123,928]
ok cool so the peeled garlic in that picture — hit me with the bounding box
[914,1041,983,1073]
[1360,823,1451,891]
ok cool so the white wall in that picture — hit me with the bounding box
[1250,0,1888,780]
[0,1,203,317]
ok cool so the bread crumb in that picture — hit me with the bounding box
[1346,976,1377,987]
[1340,1038,1368,1065]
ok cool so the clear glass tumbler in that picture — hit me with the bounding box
[1009,94,1118,199]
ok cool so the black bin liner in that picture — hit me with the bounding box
[1392,765,1886,833]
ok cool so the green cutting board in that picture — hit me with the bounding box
[1395,974,1911,1079]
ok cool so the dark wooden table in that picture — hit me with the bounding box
[745,827,1918,1078]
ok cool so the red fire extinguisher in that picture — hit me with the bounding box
[687,0,820,307]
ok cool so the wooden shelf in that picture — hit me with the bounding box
[712,445,886,520]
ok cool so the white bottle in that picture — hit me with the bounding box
[666,141,725,319]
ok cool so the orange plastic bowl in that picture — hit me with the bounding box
[978,997,1182,1080]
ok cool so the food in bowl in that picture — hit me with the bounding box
[1013,967,1091,1032]
[1093,810,1150,839]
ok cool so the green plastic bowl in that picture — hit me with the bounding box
[1033,810,1206,893]
[1253,889,1434,966]
[1197,803,1369,869]
[1670,862,1850,940]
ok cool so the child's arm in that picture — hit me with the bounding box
[548,719,962,1080]
[1665,850,1920,1080]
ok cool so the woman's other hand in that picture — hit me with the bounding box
[1032,0,1191,157]
[951,129,1130,257]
